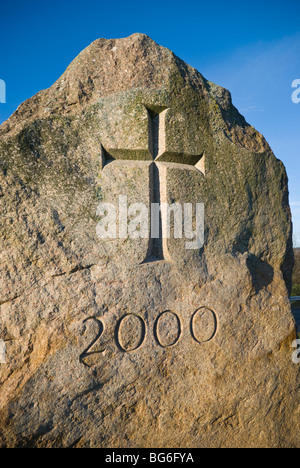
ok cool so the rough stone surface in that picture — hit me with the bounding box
[0,34,299,448]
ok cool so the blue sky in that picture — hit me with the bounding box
[0,0,300,245]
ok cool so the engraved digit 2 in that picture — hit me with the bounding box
[80,317,105,367]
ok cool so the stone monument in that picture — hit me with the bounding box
[0,34,299,448]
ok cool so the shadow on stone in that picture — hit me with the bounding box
[246,254,274,293]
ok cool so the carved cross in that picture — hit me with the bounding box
[102,107,204,264]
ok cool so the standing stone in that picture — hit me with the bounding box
[0,34,299,448]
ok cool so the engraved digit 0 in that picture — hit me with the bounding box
[154,311,182,348]
[115,314,146,353]
[191,307,218,343]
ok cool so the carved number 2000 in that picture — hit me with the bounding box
[80,307,218,366]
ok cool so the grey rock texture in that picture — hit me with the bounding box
[0,33,299,448]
